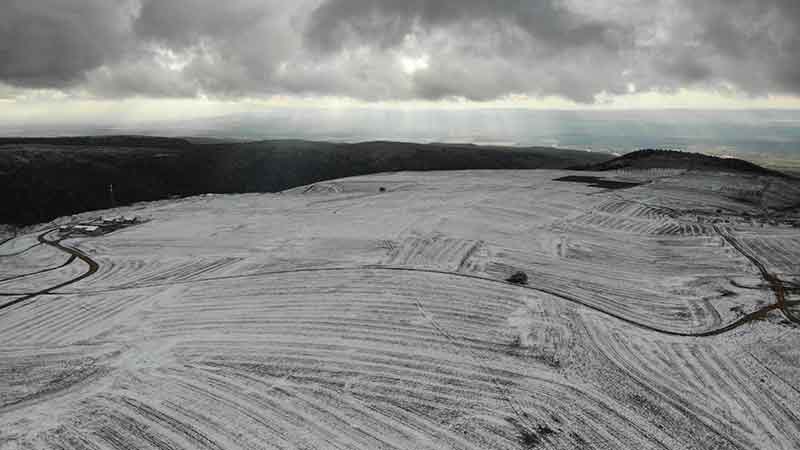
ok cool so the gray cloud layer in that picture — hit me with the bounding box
[1,0,798,102]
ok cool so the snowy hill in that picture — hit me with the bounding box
[2,168,800,449]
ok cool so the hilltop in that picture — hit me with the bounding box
[577,149,788,177]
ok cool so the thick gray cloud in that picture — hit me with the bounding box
[0,0,135,88]
[305,0,626,54]
[0,0,799,102]
[676,0,800,95]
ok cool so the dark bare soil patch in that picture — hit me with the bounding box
[554,175,643,190]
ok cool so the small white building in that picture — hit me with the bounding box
[73,225,100,235]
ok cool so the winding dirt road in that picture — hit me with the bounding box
[0,224,792,339]
[1,262,784,338]
[714,224,800,326]
[0,229,99,311]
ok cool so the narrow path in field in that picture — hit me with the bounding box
[713,225,800,326]
[0,229,99,311]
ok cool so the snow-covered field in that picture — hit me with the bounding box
[2,169,800,449]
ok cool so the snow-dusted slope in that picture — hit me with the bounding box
[2,169,800,449]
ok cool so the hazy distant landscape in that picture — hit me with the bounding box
[5,109,800,158]
[6,109,799,178]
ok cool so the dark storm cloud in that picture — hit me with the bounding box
[305,0,625,54]
[0,0,799,102]
[0,0,134,88]
[134,0,271,48]
[680,0,800,95]
[130,0,303,97]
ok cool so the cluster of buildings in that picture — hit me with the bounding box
[59,216,141,236]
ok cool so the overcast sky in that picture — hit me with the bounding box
[2,0,800,122]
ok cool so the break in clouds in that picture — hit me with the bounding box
[1,0,799,103]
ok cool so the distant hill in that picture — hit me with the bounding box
[0,136,611,226]
[0,135,194,149]
[575,149,788,177]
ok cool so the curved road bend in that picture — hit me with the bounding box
[0,229,99,311]
[30,263,792,339]
[713,225,800,326]
[0,226,793,336]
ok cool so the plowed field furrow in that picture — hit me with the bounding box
[156,301,514,326]
[383,233,483,271]
[26,298,131,344]
[0,294,133,344]
[126,258,243,285]
[147,320,513,354]
[0,298,95,342]
[151,303,513,339]
[583,321,756,449]
[139,372,298,448]
[174,341,513,385]
[156,300,516,336]
[89,258,148,284]
[169,274,523,310]
[198,359,503,406]
[738,235,800,275]
[567,211,711,237]
[201,359,513,404]
[727,353,800,448]
[87,396,222,450]
[166,372,406,449]
[7,297,120,341]
[588,318,800,448]
[42,425,105,450]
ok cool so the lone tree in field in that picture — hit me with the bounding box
[506,271,528,285]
